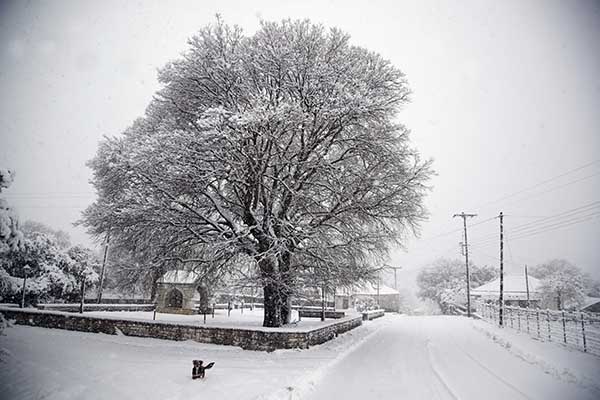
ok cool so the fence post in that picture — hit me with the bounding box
[536,310,540,338]
[562,311,567,344]
[580,312,587,352]
[546,310,551,341]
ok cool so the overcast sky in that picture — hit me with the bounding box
[1,0,599,289]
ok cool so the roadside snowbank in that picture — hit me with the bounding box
[472,319,600,393]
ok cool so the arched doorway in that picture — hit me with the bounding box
[166,288,183,308]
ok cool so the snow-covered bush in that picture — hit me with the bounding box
[354,296,378,312]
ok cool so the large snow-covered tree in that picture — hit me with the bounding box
[417,258,497,313]
[82,19,432,327]
[530,259,586,310]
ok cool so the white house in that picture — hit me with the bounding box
[335,283,400,312]
[471,274,542,307]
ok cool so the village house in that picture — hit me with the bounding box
[335,282,400,312]
[471,274,542,308]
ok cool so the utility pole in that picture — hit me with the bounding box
[387,266,402,290]
[499,211,504,327]
[376,275,380,307]
[20,265,31,309]
[97,232,110,304]
[525,265,530,308]
[453,212,477,317]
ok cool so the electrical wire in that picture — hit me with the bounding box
[472,159,600,210]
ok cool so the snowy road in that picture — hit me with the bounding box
[305,316,600,400]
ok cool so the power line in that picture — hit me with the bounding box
[414,160,599,246]
[471,210,600,247]
[411,215,498,244]
[507,201,600,231]
[507,211,600,242]
[469,201,600,245]
[472,159,600,210]
[494,171,600,208]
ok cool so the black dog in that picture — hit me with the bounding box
[192,360,215,379]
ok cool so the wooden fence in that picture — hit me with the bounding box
[478,303,600,356]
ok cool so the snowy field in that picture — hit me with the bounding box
[1,315,599,400]
[83,309,333,331]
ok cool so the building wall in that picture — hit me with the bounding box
[155,283,199,313]
[335,293,400,312]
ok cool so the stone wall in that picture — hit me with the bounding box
[0,307,362,351]
[362,309,385,320]
[37,304,155,312]
[84,298,152,304]
[298,309,346,319]
[306,314,362,346]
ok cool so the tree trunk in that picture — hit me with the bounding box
[281,294,292,324]
[149,267,163,302]
[263,281,282,327]
[279,251,293,325]
[259,254,283,327]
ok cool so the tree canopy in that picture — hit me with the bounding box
[82,19,432,327]
[530,259,586,310]
[417,258,497,313]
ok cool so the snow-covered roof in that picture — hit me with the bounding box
[582,296,600,310]
[339,282,399,296]
[471,274,541,300]
[158,270,201,284]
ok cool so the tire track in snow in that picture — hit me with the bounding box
[446,334,532,400]
[425,340,459,400]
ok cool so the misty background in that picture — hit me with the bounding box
[1,0,599,294]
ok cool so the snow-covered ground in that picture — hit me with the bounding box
[0,313,384,400]
[1,315,599,400]
[83,309,331,331]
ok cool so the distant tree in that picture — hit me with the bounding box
[82,19,432,327]
[66,245,100,290]
[530,259,586,310]
[21,220,71,250]
[0,230,99,304]
[0,168,24,253]
[417,258,497,313]
[585,277,600,298]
